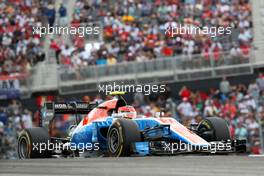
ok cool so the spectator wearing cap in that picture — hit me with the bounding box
[177,97,196,119]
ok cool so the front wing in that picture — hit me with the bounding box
[132,139,247,156]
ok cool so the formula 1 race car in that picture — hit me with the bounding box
[17,92,246,159]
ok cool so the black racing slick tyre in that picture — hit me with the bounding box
[17,127,51,159]
[197,117,231,142]
[107,119,141,157]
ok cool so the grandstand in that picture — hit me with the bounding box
[24,0,257,95]
[1,0,264,158]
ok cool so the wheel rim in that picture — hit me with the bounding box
[109,128,120,153]
[19,137,29,159]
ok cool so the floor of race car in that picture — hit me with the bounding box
[0,155,263,176]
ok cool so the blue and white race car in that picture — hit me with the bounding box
[17,92,246,158]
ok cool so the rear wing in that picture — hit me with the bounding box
[44,102,98,114]
[40,102,98,128]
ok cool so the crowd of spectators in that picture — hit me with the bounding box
[54,0,253,68]
[0,0,254,77]
[0,0,58,76]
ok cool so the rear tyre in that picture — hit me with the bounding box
[17,127,51,159]
[197,117,231,141]
[107,119,141,157]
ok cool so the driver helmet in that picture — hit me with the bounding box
[117,106,137,119]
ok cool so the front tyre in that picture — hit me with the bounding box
[17,127,51,159]
[107,119,141,157]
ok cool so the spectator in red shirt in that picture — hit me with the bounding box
[50,39,61,64]
[162,45,173,57]
[179,86,191,99]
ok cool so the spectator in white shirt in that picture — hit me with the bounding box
[177,98,196,118]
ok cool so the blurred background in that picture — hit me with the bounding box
[1,0,264,159]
